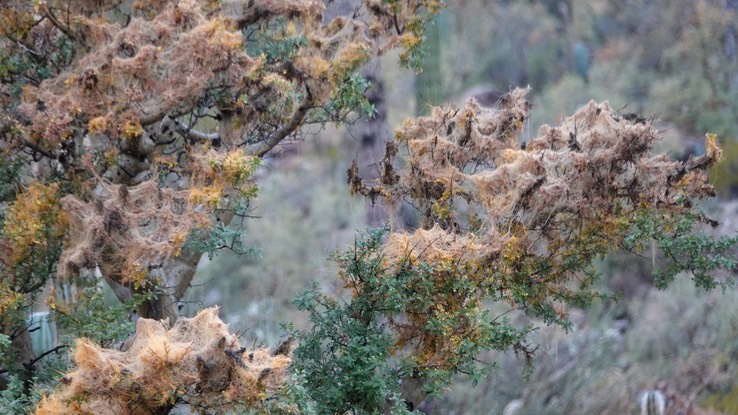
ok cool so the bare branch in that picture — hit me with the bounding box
[21,345,68,372]
[20,136,55,160]
[42,5,77,42]
[173,119,220,142]
[245,94,314,157]
[224,0,322,30]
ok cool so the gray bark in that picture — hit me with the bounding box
[353,61,391,227]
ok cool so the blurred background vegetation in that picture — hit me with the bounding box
[185,0,738,413]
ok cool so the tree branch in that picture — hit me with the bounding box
[139,105,193,127]
[225,0,320,30]
[20,136,55,160]
[21,345,68,372]
[173,119,220,143]
[245,93,313,157]
[42,5,77,42]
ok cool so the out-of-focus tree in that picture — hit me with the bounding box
[597,0,738,138]
[443,0,568,96]
[415,12,445,115]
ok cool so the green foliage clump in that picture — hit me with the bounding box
[0,375,40,414]
[290,229,533,413]
[0,152,23,212]
[51,283,153,348]
[623,209,738,290]
[290,230,409,415]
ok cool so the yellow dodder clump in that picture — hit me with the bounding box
[347,88,723,372]
[58,149,258,285]
[36,307,290,415]
[2,182,67,264]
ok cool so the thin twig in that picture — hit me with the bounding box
[43,5,77,42]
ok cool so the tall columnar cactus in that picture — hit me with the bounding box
[27,312,57,356]
[503,399,523,415]
[640,391,666,415]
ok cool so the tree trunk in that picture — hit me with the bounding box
[1,326,36,391]
[353,60,391,227]
[415,13,444,116]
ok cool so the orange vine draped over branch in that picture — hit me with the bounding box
[0,0,441,322]
[348,88,722,376]
[35,308,291,415]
